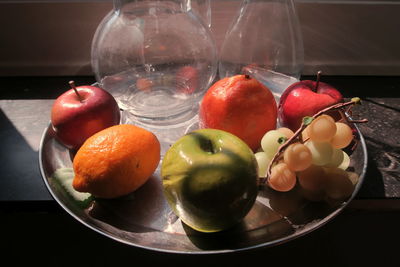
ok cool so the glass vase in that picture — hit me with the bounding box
[219,0,304,100]
[91,0,217,127]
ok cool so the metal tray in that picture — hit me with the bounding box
[39,114,367,254]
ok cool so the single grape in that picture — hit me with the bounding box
[255,151,272,178]
[337,151,350,170]
[308,115,337,142]
[268,162,297,192]
[261,130,287,159]
[324,167,354,200]
[327,148,345,168]
[283,143,312,171]
[330,122,353,149]
[297,165,326,192]
[277,127,294,139]
[305,140,333,166]
[347,171,359,186]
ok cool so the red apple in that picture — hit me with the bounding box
[278,72,343,131]
[51,81,120,150]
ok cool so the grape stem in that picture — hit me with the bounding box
[264,98,368,184]
[347,119,368,123]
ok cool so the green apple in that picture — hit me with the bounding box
[161,129,258,233]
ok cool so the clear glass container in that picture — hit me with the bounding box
[184,0,212,28]
[91,0,217,127]
[219,0,304,99]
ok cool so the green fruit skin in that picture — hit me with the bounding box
[161,129,258,233]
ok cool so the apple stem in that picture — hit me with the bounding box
[69,81,83,102]
[244,74,250,79]
[314,70,322,92]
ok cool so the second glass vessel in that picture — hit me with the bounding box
[219,0,304,99]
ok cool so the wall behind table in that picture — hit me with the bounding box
[1,1,399,76]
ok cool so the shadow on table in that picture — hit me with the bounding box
[356,146,385,199]
[0,109,50,203]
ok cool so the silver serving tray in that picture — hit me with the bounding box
[39,116,367,254]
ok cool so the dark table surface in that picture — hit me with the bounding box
[1,76,399,266]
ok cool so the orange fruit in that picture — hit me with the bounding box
[72,124,160,199]
[199,74,277,151]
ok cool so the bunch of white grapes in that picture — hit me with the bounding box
[256,114,358,201]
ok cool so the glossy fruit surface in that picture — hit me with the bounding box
[261,130,287,159]
[255,151,272,178]
[308,115,337,143]
[283,143,312,171]
[278,80,343,131]
[337,151,350,170]
[327,149,344,168]
[330,122,353,149]
[199,74,277,151]
[268,162,296,192]
[51,84,120,150]
[161,129,258,233]
[305,140,333,166]
[73,124,160,199]
[277,127,294,139]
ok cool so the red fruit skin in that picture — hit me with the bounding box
[199,75,277,151]
[51,85,120,150]
[278,80,343,131]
